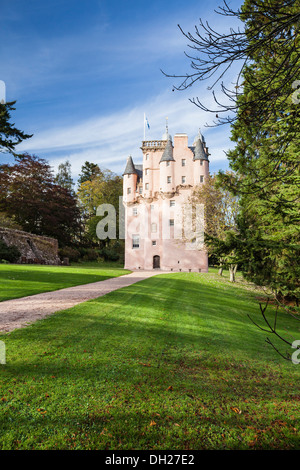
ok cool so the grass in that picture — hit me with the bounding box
[0,269,299,450]
[0,261,130,302]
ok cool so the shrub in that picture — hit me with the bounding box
[0,240,21,263]
[58,246,80,262]
[82,248,98,261]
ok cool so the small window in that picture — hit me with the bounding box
[132,235,140,249]
[128,174,131,178]
[166,161,170,166]
[127,187,131,194]
[181,159,186,166]
[132,207,138,216]
[200,175,204,183]
[200,160,203,166]
[145,183,149,190]
[145,169,149,175]
[167,176,172,184]
[146,154,149,160]
[169,219,174,226]
[182,176,186,184]
[139,186,142,194]
[170,200,175,207]
[150,204,154,210]
[152,241,157,246]
[151,223,157,233]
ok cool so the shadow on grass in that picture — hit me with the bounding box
[1,273,299,449]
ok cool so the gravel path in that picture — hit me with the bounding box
[0,271,161,333]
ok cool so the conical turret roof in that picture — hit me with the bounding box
[193,137,208,161]
[123,156,137,175]
[160,138,175,163]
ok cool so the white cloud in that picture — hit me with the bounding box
[19,87,233,179]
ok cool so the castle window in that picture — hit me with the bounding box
[151,223,157,233]
[170,200,175,207]
[150,205,154,210]
[152,241,157,246]
[132,235,140,249]
[200,176,204,183]
[145,169,149,175]
[181,159,186,166]
[127,188,131,194]
[145,183,149,190]
[169,219,175,226]
[132,207,138,216]
[167,176,172,184]
[182,176,186,184]
[139,186,142,194]
[200,160,203,166]
[146,154,149,160]
[166,161,170,166]
[128,174,131,178]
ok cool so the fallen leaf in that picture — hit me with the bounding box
[231,407,242,414]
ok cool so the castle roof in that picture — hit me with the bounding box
[123,156,137,175]
[134,164,143,181]
[159,138,175,163]
[192,137,208,161]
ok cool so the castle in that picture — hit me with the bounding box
[123,126,209,272]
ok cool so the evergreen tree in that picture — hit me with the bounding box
[217,0,300,301]
[0,101,32,155]
[78,161,102,186]
[55,160,74,193]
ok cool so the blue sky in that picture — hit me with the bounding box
[0,0,243,183]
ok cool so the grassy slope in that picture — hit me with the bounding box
[0,270,299,450]
[0,262,130,302]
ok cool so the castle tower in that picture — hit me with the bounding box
[123,156,138,204]
[123,126,210,272]
[192,130,209,186]
[159,133,175,194]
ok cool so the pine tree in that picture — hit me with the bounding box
[0,101,32,155]
[55,160,74,193]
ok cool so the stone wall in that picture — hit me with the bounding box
[0,227,60,265]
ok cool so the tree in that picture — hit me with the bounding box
[164,0,300,357]
[77,169,123,247]
[0,101,32,155]
[188,173,239,280]
[54,160,74,193]
[0,154,81,246]
[164,1,299,130]
[78,161,102,186]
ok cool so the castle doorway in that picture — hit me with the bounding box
[153,255,160,269]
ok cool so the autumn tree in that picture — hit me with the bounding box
[189,173,239,281]
[77,168,123,249]
[0,154,81,246]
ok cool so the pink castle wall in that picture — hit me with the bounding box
[123,132,209,272]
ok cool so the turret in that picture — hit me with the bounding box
[192,131,209,186]
[123,156,138,203]
[159,133,175,193]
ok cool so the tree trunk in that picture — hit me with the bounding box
[229,264,237,282]
[218,260,223,276]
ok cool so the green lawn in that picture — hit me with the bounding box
[0,270,299,450]
[0,262,130,302]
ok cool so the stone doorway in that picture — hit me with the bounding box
[153,255,160,269]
